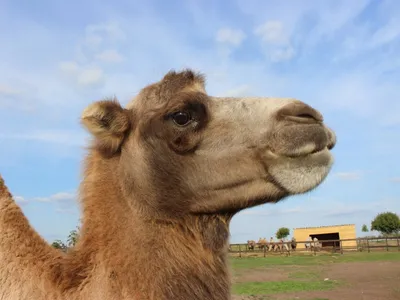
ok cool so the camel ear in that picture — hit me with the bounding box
[81,99,131,156]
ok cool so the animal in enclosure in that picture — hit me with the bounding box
[305,237,312,251]
[273,239,289,254]
[247,240,256,250]
[282,238,289,251]
[267,237,274,251]
[257,237,268,250]
[269,241,279,252]
[291,237,297,250]
[310,237,322,252]
[0,69,336,300]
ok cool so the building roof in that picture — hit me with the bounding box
[294,224,356,230]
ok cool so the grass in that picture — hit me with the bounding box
[288,270,321,280]
[230,251,400,270]
[230,251,400,296]
[233,280,340,295]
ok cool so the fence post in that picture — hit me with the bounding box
[263,245,266,258]
[239,244,242,258]
[367,238,370,253]
[386,238,389,252]
[397,237,400,252]
[313,240,316,256]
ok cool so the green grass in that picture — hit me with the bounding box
[230,251,400,296]
[233,280,340,295]
[230,251,400,270]
[289,298,330,300]
[288,270,321,280]
[287,298,330,300]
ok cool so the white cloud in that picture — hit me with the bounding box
[0,84,22,96]
[307,0,370,42]
[254,20,295,62]
[84,34,103,48]
[85,22,126,43]
[34,192,75,203]
[254,21,288,46]
[322,206,371,217]
[59,61,80,74]
[329,198,400,218]
[55,208,76,214]
[333,17,400,62]
[0,130,87,146]
[216,28,246,47]
[95,49,124,63]
[0,84,35,111]
[59,60,105,88]
[368,18,400,49]
[76,66,105,87]
[57,21,127,89]
[308,68,399,124]
[334,172,363,180]
[389,177,400,183]
[222,84,252,97]
[14,196,28,206]
[270,46,295,62]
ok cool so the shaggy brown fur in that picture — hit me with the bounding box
[0,69,336,300]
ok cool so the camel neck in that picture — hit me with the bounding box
[74,152,232,299]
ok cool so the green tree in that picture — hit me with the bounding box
[361,224,369,232]
[276,227,290,239]
[371,212,400,236]
[51,239,67,251]
[67,226,81,247]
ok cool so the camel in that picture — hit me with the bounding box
[257,237,268,250]
[0,69,336,300]
[291,237,297,250]
[247,240,256,250]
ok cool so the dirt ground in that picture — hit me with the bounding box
[232,261,400,300]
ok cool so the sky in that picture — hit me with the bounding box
[0,0,399,244]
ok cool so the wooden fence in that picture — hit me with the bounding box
[229,236,400,257]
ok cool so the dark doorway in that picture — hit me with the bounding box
[309,232,340,249]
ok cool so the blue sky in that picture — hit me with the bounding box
[0,0,399,244]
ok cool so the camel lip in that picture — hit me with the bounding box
[272,147,331,159]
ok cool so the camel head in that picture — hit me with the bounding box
[81,69,336,221]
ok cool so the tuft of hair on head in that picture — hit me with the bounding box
[81,99,131,157]
[162,69,206,90]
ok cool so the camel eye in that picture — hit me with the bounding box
[172,111,192,126]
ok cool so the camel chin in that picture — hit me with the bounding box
[268,147,334,194]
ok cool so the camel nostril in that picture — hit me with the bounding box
[296,113,316,120]
[279,102,323,123]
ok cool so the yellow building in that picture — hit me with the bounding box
[293,224,357,250]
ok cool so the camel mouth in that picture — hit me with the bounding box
[266,146,334,196]
[281,146,331,159]
[267,125,336,160]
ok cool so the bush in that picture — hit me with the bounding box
[276,227,290,239]
[371,212,400,236]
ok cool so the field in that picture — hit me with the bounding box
[230,252,400,300]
